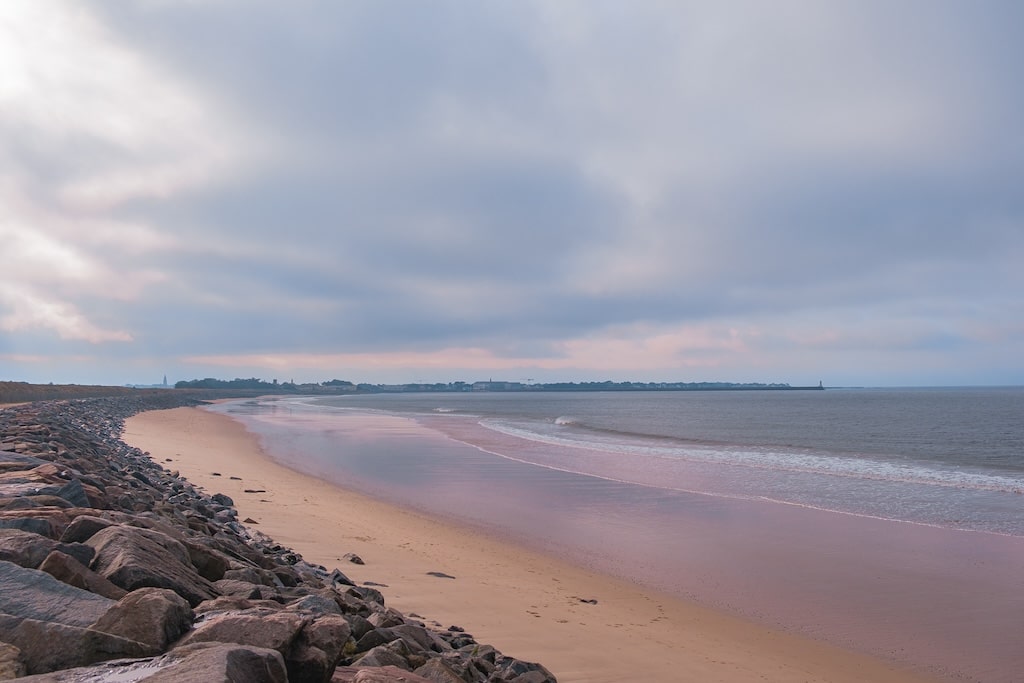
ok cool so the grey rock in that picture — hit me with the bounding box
[0,560,114,627]
[0,516,52,536]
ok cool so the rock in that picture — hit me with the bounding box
[151,643,288,682]
[286,593,345,616]
[15,643,290,683]
[343,552,365,565]
[354,644,412,671]
[90,587,194,651]
[425,572,455,579]
[332,665,433,682]
[0,529,92,569]
[182,537,230,581]
[492,658,558,683]
[0,642,26,680]
[86,525,219,607]
[0,613,151,674]
[58,514,114,543]
[174,608,306,655]
[298,613,352,667]
[214,578,266,599]
[414,658,465,683]
[0,560,114,627]
[37,550,127,600]
[210,492,234,506]
[0,515,53,537]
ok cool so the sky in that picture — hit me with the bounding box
[1,1,1022,388]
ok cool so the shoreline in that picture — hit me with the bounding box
[124,405,940,683]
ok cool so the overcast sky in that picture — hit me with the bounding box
[2,1,1022,388]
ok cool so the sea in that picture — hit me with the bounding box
[209,387,1024,682]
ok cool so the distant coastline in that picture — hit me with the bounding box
[173,377,826,394]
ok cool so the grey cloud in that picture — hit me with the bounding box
[3,1,1023,384]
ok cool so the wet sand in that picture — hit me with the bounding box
[124,405,943,683]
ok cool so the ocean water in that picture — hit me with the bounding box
[210,388,1024,682]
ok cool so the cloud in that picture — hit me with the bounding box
[1,1,1022,385]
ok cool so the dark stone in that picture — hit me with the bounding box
[211,492,234,506]
[329,567,355,586]
[0,516,52,536]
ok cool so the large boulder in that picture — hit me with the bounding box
[57,514,114,544]
[332,665,433,682]
[0,560,113,627]
[0,613,150,674]
[86,525,219,606]
[173,608,306,654]
[90,587,194,651]
[0,529,93,569]
[148,643,289,683]
[37,550,127,600]
[14,643,288,683]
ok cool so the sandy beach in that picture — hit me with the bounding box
[123,405,940,683]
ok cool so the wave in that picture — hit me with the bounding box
[553,415,580,426]
[478,418,1024,496]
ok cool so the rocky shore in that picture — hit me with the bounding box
[0,395,557,683]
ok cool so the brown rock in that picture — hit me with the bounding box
[182,537,230,581]
[37,550,127,600]
[90,587,194,651]
[148,643,288,683]
[15,643,289,683]
[0,613,150,674]
[0,642,26,680]
[86,525,218,606]
[173,608,306,655]
[332,665,433,683]
[299,613,352,669]
[58,514,114,543]
[413,658,465,683]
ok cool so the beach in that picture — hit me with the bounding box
[124,404,942,683]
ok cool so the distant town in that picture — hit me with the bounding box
[171,377,825,393]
